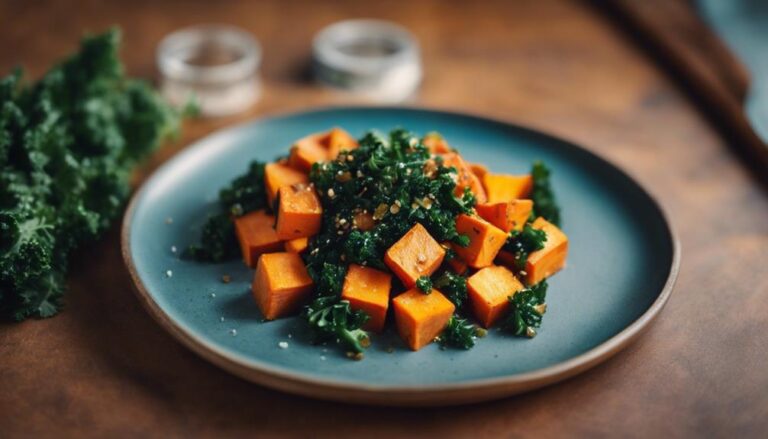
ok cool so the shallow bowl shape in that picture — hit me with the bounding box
[122,107,679,406]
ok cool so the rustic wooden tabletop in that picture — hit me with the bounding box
[1,0,766,437]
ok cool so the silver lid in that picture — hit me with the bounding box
[312,19,422,103]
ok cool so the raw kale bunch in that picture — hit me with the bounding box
[0,29,180,320]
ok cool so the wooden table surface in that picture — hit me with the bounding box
[1,0,766,437]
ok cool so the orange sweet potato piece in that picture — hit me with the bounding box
[453,214,508,268]
[469,162,488,180]
[392,288,455,351]
[448,255,468,275]
[441,152,487,204]
[482,173,533,203]
[252,252,314,320]
[475,199,533,232]
[275,184,322,240]
[234,210,283,267]
[341,264,392,332]
[285,237,309,254]
[288,132,329,172]
[495,249,518,269]
[327,127,358,160]
[265,163,309,208]
[384,223,446,288]
[525,217,569,285]
[468,265,524,328]
[422,133,452,154]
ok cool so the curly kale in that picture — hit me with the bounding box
[0,29,180,320]
[303,296,370,356]
[503,280,548,337]
[186,160,267,262]
[531,161,561,226]
[432,271,467,308]
[439,315,478,349]
[503,223,548,271]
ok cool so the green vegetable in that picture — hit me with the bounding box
[530,161,561,226]
[303,296,370,354]
[439,315,477,349]
[415,275,432,293]
[503,223,547,271]
[0,29,180,320]
[432,271,468,308]
[186,160,267,261]
[503,280,548,337]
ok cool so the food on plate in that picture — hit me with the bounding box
[189,128,567,357]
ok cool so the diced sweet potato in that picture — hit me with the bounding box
[285,237,309,254]
[252,252,314,320]
[482,173,533,203]
[453,214,508,268]
[475,199,533,232]
[341,264,392,332]
[448,255,468,275]
[441,152,487,203]
[234,210,283,267]
[469,162,488,180]
[288,133,329,172]
[392,288,455,351]
[495,249,518,269]
[353,211,375,231]
[468,265,524,328]
[265,163,309,208]
[384,223,446,288]
[423,133,452,154]
[275,184,322,240]
[525,217,568,285]
[327,127,358,160]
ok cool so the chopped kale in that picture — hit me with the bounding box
[416,275,432,293]
[303,296,370,354]
[503,280,548,337]
[432,270,468,308]
[439,315,477,349]
[531,161,561,226]
[503,223,548,271]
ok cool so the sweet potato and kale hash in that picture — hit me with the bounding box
[189,128,568,357]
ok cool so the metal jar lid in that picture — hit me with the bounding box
[312,19,422,103]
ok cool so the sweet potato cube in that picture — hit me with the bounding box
[392,288,455,351]
[469,162,488,180]
[288,132,329,172]
[423,132,452,154]
[448,255,468,275]
[384,223,446,288]
[327,127,358,160]
[275,184,322,240]
[264,163,309,207]
[482,173,533,203]
[341,264,392,332]
[234,210,283,267]
[285,237,309,254]
[252,252,314,320]
[441,152,487,203]
[525,217,569,285]
[475,199,533,232]
[453,214,508,268]
[495,249,518,269]
[468,265,524,328]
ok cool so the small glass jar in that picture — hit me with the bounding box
[157,25,261,117]
[312,19,422,103]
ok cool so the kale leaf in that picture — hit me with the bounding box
[303,296,371,355]
[439,315,478,349]
[432,270,468,308]
[503,223,547,271]
[415,275,432,293]
[0,29,180,320]
[531,161,561,226]
[503,280,548,337]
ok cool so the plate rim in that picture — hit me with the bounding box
[121,105,681,406]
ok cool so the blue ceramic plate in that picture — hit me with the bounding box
[122,107,679,406]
